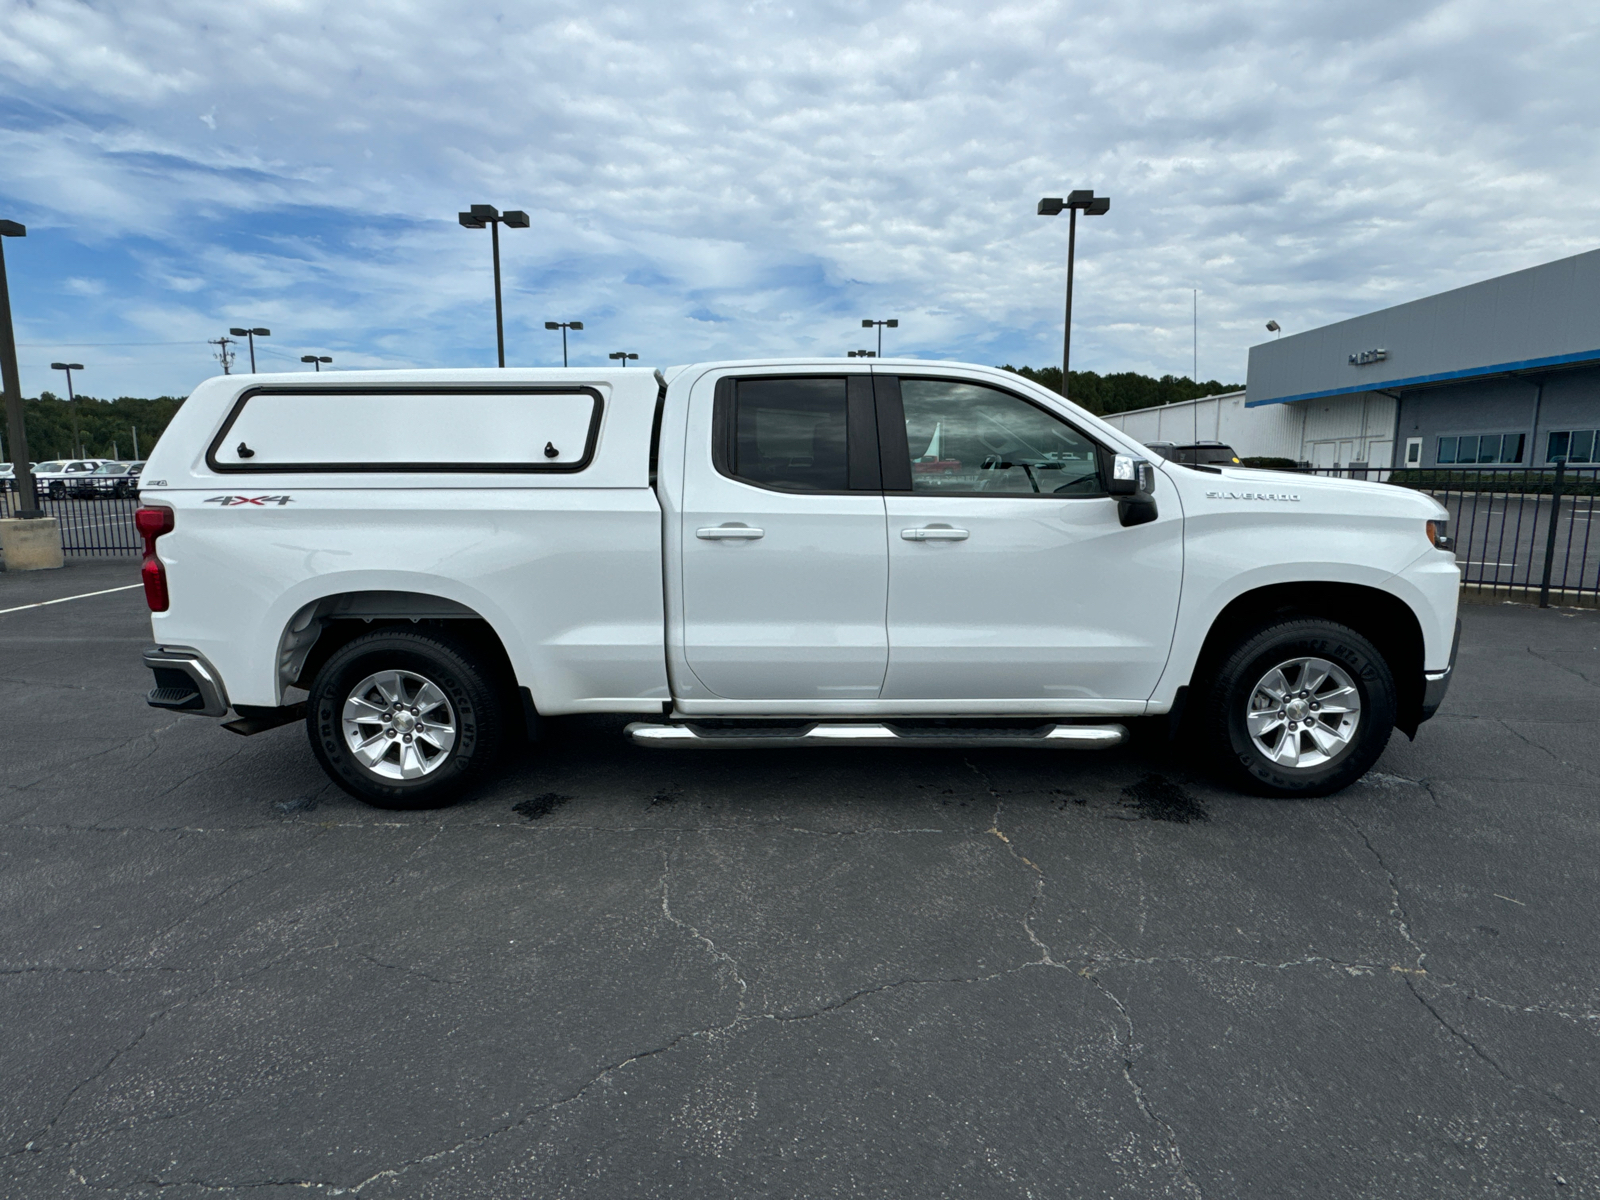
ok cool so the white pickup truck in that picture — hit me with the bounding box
[134,360,1460,808]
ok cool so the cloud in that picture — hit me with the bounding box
[0,0,1596,398]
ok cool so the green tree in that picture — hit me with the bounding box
[999,366,1242,416]
[6,393,186,463]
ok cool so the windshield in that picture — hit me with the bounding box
[35,461,64,473]
[92,463,127,475]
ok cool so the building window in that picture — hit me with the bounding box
[1548,432,1600,464]
[1438,433,1524,465]
[1546,430,1600,464]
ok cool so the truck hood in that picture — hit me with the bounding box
[1165,463,1449,519]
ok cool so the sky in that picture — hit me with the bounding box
[1,0,1597,399]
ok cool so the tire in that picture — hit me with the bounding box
[306,628,506,809]
[1203,618,1396,797]
[48,482,65,498]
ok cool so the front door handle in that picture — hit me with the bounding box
[900,526,970,541]
[697,524,765,540]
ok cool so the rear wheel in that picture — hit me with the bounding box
[1203,618,1395,797]
[307,629,506,809]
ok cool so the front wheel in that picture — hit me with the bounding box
[307,629,506,809]
[1203,618,1396,797]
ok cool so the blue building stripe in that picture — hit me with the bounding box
[1245,347,1600,407]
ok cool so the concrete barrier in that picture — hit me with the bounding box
[0,517,65,571]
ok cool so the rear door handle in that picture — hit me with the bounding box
[697,524,765,540]
[901,526,970,541]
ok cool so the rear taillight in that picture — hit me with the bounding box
[136,506,175,612]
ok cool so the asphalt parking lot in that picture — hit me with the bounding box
[4,560,1599,1199]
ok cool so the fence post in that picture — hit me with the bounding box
[1538,459,1566,609]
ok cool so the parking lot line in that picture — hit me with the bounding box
[0,583,142,616]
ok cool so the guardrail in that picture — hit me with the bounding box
[1284,463,1599,607]
[0,485,142,555]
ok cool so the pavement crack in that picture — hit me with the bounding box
[966,759,1060,968]
[1496,717,1600,782]
[659,847,749,1009]
[1081,969,1204,1198]
[355,952,456,987]
[1335,809,1427,972]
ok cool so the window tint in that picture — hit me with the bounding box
[729,377,850,491]
[1436,437,1457,464]
[897,380,1100,495]
[1547,431,1570,463]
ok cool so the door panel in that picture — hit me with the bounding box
[679,373,889,700]
[880,377,1183,703]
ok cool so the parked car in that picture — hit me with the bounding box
[136,361,1459,809]
[0,462,13,492]
[1168,441,1243,466]
[33,459,111,498]
[72,460,146,498]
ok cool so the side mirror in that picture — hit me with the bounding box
[1109,454,1159,527]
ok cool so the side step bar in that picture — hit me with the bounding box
[625,721,1128,750]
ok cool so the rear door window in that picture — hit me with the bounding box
[713,375,879,492]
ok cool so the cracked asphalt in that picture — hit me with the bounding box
[4,559,1599,1198]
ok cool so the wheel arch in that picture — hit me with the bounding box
[278,591,526,726]
[1188,582,1427,738]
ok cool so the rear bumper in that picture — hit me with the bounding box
[1418,617,1462,725]
[143,645,230,718]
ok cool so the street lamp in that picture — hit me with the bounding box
[0,218,43,516]
[228,327,271,373]
[460,204,530,367]
[847,350,876,358]
[49,363,84,457]
[861,318,898,357]
[1265,320,1282,338]
[544,321,583,367]
[1037,190,1110,393]
[300,355,333,371]
[607,351,638,366]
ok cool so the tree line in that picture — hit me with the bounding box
[999,366,1242,416]
[3,393,185,463]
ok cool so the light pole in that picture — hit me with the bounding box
[861,318,898,357]
[228,327,270,373]
[847,350,876,358]
[459,204,530,367]
[300,355,332,371]
[607,351,638,366]
[49,363,84,457]
[544,321,583,367]
[1037,190,1110,394]
[0,218,42,516]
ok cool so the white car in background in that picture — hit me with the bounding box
[32,459,113,498]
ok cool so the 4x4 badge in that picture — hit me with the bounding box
[204,495,294,506]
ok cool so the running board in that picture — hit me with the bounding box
[624,721,1128,750]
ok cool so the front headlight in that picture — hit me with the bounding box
[1426,519,1453,552]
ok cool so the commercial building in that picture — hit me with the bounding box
[1106,247,1600,469]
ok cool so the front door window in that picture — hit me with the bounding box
[899,380,1101,495]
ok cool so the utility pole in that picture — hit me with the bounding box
[209,336,236,374]
[0,219,42,516]
[1192,289,1198,383]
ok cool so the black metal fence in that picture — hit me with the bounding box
[0,486,142,555]
[1287,463,1600,607]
